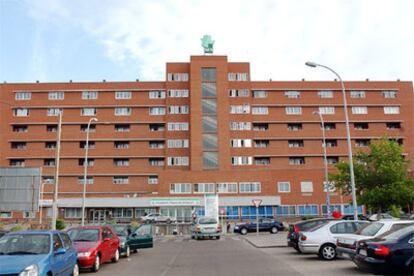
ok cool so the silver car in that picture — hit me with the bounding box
[141,213,176,223]
[191,217,221,240]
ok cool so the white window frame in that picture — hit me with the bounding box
[230,104,250,114]
[318,90,333,98]
[48,91,64,100]
[253,90,267,98]
[231,156,253,166]
[230,139,252,148]
[216,182,238,193]
[229,89,249,97]
[278,181,291,193]
[351,106,368,115]
[194,183,215,194]
[350,91,366,98]
[168,89,189,98]
[149,107,166,115]
[113,176,129,184]
[382,90,397,98]
[252,106,269,115]
[239,182,261,193]
[114,107,131,116]
[168,105,189,114]
[81,108,97,116]
[148,176,158,184]
[77,176,94,185]
[115,91,132,99]
[167,156,189,166]
[289,157,305,165]
[13,108,29,117]
[230,122,251,131]
[15,92,31,100]
[319,106,335,115]
[149,90,166,99]
[285,106,302,115]
[167,139,189,148]
[300,181,314,193]
[384,106,400,114]
[167,122,189,131]
[170,183,192,194]
[82,91,98,100]
[167,73,189,82]
[285,91,301,98]
[47,108,62,116]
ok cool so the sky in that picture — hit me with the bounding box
[0,0,413,83]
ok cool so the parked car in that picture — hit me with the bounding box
[0,231,7,238]
[191,216,221,240]
[287,218,334,252]
[337,220,414,260]
[67,225,120,272]
[108,224,153,257]
[368,213,398,221]
[141,213,176,223]
[234,218,284,235]
[0,230,78,275]
[341,215,369,221]
[298,220,369,260]
[353,225,414,275]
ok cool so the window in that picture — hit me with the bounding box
[228,73,248,81]
[253,123,269,131]
[149,124,164,132]
[82,91,98,99]
[113,176,129,184]
[386,122,401,129]
[229,89,249,97]
[327,157,339,165]
[114,141,129,149]
[254,140,269,148]
[81,108,97,116]
[382,90,397,98]
[168,89,189,97]
[202,116,217,132]
[230,139,252,148]
[148,176,158,184]
[11,142,26,149]
[79,141,95,149]
[352,106,368,114]
[47,125,58,132]
[167,73,189,81]
[300,181,313,192]
[42,176,55,184]
[12,125,28,132]
[355,139,370,147]
[276,206,296,216]
[285,91,300,98]
[77,176,94,185]
[289,157,305,165]
[23,211,35,218]
[203,134,217,150]
[115,124,130,132]
[252,106,268,115]
[0,212,12,218]
[254,157,270,165]
[330,222,359,234]
[167,156,189,166]
[384,106,400,114]
[167,122,189,131]
[325,139,338,147]
[288,140,304,148]
[239,182,261,193]
[149,107,166,115]
[80,124,96,132]
[114,107,131,116]
[149,141,164,148]
[354,122,369,130]
[278,182,291,193]
[13,108,29,117]
[216,183,237,193]
[167,139,189,148]
[115,91,132,99]
[230,122,251,131]
[231,156,253,165]
[203,152,218,169]
[48,91,64,100]
[202,68,216,82]
[230,104,250,114]
[15,92,31,100]
[78,159,94,166]
[47,108,62,116]
[351,91,365,98]
[113,158,129,166]
[112,208,133,218]
[65,208,82,218]
[43,159,56,167]
[287,123,302,131]
[323,123,336,130]
[170,183,192,194]
[318,90,333,98]
[148,90,165,99]
[297,205,319,216]
[253,90,267,98]
[285,106,302,115]
[202,83,217,97]
[194,183,215,194]
[319,106,335,115]
[10,159,25,167]
[149,158,164,166]
[202,99,217,114]
[52,234,63,252]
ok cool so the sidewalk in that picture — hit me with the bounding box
[243,232,287,248]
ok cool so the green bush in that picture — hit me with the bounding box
[10,225,23,232]
[390,205,401,218]
[56,219,66,230]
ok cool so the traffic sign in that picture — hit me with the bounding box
[252,199,262,208]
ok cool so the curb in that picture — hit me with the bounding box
[243,237,288,248]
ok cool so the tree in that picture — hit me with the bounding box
[330,138,414,214]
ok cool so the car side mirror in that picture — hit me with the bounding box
[55,248,66,255]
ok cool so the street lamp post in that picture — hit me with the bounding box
[306,62,358,220]
[313,111,331,218]
[51,110,63,230]
[81,118,98,226]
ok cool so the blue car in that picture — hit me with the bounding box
[0,230,79,276]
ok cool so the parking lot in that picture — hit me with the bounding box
[94,234,372,276]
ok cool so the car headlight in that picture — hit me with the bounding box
[234,226,239,229]
[121,241,126,247]
[78,252,91,257]
[19,264,38,276]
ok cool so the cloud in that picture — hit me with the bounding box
[25,0,414,81]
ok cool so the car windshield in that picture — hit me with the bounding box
[198,218,217,224]
[0,234,50,255]
[377,225,414,240]
[68,229,99,242]
[355,222,383,236]
[111,226,128,236]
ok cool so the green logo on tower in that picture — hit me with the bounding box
[201,35,214,54]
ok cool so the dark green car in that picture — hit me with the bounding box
[108,224,153,257]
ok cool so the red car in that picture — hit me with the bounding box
[67,226,120,272]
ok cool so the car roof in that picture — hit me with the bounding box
[376,220,414,225]
[5,230,61,235]
[68,226,104,230]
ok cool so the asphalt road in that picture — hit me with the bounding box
[92,235,372,276]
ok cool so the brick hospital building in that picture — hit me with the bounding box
[0,54,413,222]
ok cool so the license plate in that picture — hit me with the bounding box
[359,249,367,256]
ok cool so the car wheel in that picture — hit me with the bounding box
[71,263,79,276]
[112,249,120,263]
[319,244,336,260]
[240,228,248,235]
[125,246,130,257]
[270,227,278,234]
[91,255,100,272]
[133,249,138,253]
